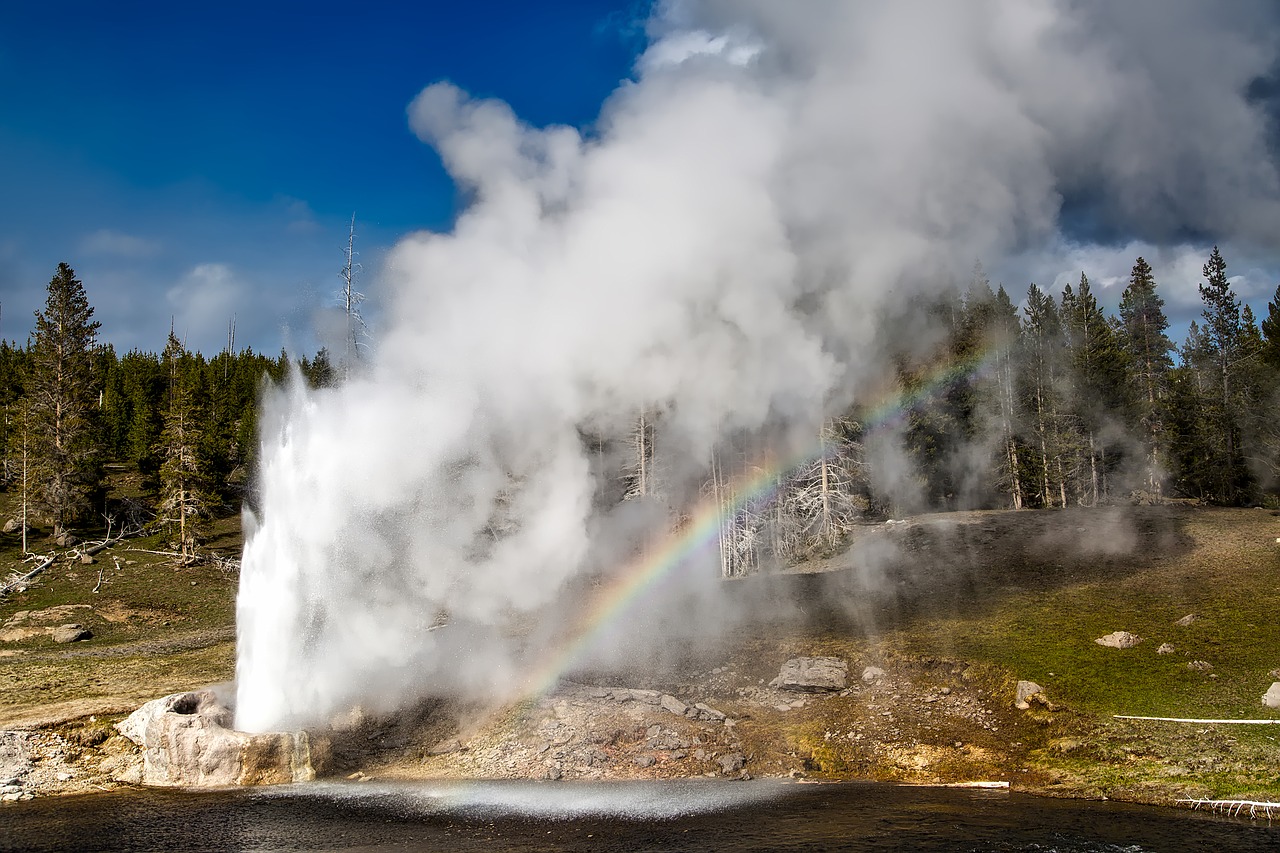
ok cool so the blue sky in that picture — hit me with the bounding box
[3,1,1279,359]
[0,0,643,355]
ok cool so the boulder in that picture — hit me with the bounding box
[660,694,689,716]
[625,689,663,705]
[717,752,746,774]
[769,657,848,692]
[427,738,463,756]
[0,731,32,787]
[1157,643,1175,654]
[690,702,727,722]
[1262,682,1280,709]
[1188,660,1213,672]
[861,665,886,683]
[52,624,92,644]
[1014,680,1045,710]
[2,519,17,534]
[1174,614,1200,627]
[116,691,319,787]
[1095,631,1143,649]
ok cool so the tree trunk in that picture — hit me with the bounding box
[1088,431,1099,507]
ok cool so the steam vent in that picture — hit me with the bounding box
[116,691,319,787]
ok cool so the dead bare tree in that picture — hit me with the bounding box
[623,407,657,501]
[339,214,368,376]
[707,419,870,577]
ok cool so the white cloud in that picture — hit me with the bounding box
[638,28,761,72]
[278,196,322,235]
[166,263,247,350]
[79,228,160,258]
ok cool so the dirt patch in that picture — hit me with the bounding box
[0,628,46,642]
[3,605,93,628]
[93,601,166,625]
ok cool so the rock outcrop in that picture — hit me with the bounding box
[769,657,848,692]
[0,731,33,801]
[116,691,320,787]
[1094,631,1142,649]
[1014,680,1045,710]
[51,624,92,644]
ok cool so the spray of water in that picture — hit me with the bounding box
[235,0,1280,732]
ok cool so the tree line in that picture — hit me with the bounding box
[0,263,337,560]
[4,248,1278,571]
[617,248,1280,575]
[884,248,1280,512]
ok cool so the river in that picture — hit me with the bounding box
[2,780,1276,852]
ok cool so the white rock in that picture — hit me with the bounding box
[1262,682,1280,709]
[769,657,849,692]
[1014,680,1045,710]
[116,691,318,787]
[861,666,886,683]
[1095,631,1143,649]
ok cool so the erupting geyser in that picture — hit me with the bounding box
[235,0,1280,733]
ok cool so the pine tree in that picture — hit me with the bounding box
[28,263,103,535]
[0,339,31,486]
[1118,257,1174,498]
[1168,322,1216,499]
[157,333,212,562]
[120,350,165,474]
[1197,246,1252,502]
[1019,283,1072,507]
[1260,283,1280,370]
[1061,273,1130,505]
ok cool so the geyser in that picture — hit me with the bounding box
[235,0,1280,733]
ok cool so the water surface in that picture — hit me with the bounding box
[2,780,1275,852]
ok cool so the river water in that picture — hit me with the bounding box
[2,780,1276,852]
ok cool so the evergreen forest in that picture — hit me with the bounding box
[2,251,1280,570]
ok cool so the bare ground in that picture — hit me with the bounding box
[2,505,1278,807]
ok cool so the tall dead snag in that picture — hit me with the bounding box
[709,420,869,577]
[339,214,367,376]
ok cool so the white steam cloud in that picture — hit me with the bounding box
[234,0,1280,732]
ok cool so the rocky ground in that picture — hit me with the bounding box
[2,505,1278,807]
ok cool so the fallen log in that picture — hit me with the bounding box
[0,552,58,597]
[1,528,140,598]
[1180,798,1278,822]
[1114,715,1280,724]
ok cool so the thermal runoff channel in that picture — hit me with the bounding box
[234,1,1280,733]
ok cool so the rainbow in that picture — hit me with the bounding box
[518,344,1001,699]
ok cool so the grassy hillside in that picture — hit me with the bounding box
[1,491,1277,804]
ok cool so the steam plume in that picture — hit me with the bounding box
[235,0,1280,732]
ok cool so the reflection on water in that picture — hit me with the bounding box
[2,780,1277,852]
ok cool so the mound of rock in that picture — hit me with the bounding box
[116,691,320,787]
[51,624,92,644]
[769,657,848,692]
[1014,680,1046,710]
[1094,631,1142,649]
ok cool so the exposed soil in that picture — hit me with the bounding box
[2,505,1278,808]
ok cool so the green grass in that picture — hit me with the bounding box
[901,542,1280,720]
[0,470,241,723]
[882,510,1280,800]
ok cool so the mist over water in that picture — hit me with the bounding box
[234,0,1280,733]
